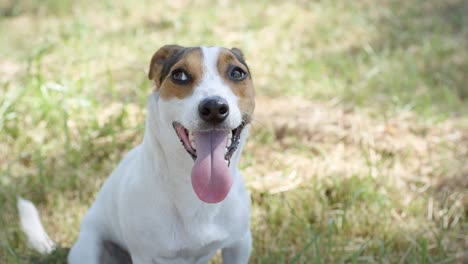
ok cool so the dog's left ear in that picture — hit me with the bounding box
[148,45,184,89]
[231,47,245,60]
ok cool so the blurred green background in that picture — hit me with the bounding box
[1,0,467,263]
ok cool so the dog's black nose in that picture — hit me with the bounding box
[198,96,229,124]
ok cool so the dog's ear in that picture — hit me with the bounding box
[148,45,184,89]
[231,47,245,60]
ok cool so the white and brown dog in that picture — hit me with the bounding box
[18,45,255,264]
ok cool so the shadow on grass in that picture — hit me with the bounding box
[370,0,468,100]
[373,0,467,114]
[0,0,74,17]
[298,0,467,114]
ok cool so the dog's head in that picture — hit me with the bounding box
[148,45,255,203]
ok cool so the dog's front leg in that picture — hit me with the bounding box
[68,230,103,264]
[221,230,252,264]
[131,256,152,264]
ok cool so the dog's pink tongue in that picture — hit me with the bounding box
[191,130,232,203]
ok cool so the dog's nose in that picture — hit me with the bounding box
[198,96,229,124]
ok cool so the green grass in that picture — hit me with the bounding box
[1,0,467,263]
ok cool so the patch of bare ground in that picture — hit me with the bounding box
[246,96,467,220]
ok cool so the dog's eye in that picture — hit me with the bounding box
[228,66,247,81]
[171,69,191,84]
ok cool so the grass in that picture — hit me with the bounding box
[1,0,467,263]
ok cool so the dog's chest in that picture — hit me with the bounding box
[165,208,230,253]
[122,198,245,262]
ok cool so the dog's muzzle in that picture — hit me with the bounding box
[172,113,248,204]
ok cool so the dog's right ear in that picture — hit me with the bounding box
[148,45,184,90]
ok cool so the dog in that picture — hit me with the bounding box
[18,45,255,264]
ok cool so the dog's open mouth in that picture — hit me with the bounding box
[172,122,245,163]
[172,121,246,203]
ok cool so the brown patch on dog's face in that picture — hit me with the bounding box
[148,45,184,88]
[216,48,255,117]
[159,48,203,100]
[148,46,203,100]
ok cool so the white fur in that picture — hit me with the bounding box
[17,197,56,254]
[64,46,252,263]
